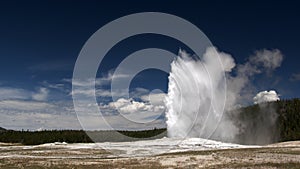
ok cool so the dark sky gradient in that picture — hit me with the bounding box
[0,0,300,98]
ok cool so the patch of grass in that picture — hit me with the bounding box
[0,159,5,164]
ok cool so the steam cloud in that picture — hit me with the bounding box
[165,47,283,144]
[165,47,234,138]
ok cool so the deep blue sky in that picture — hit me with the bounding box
[0,0,299,98]
[0,0,300,130]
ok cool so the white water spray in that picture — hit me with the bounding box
[165,47,235,138]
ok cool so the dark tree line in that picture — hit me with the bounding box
[0,128,166,145]
[277,99,300,141]
[230,98,300,144]
[0,130,93,145]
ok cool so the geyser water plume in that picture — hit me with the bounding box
[165,47,284,144]
[165,47,235,138]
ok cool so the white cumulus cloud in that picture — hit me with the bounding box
[253,90,280,104]
[101,97,165,123]
[140,92,166,106]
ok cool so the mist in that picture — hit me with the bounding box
[165,47,283,145]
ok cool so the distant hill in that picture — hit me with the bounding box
[0,127,6,132]
[241,99,300,144]
[213,98,300,145]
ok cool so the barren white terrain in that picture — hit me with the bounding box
[0,137,256,158]
[1,138,300,168]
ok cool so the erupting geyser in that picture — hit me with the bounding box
[165,47,235,138]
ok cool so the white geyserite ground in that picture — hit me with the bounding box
[0,137,259,158]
